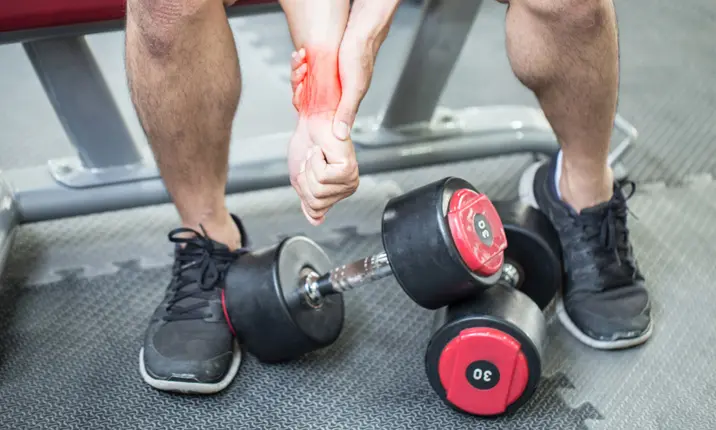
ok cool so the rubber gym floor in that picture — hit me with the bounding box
[1,2,715,429]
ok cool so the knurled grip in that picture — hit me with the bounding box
[324,252,393,294]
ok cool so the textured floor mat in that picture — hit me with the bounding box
[2,178,403,285]
[2,176,715,430]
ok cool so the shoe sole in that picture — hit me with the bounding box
[138,339,242,394]
[554,298,653,350]
[518,160,653,350]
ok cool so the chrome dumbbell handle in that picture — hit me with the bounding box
[302,252,393,306]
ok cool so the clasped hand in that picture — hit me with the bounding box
[287,40,375,225]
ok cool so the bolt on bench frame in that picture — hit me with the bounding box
[0,0,638,275]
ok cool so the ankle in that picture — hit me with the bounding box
[559,165,614,213]
[182,208,242,250]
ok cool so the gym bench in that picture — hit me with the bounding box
[0,0,638,276]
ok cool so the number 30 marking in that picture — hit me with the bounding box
[477,219,491,239]
[473,368,492,382]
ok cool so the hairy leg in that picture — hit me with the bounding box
[511,0,651,350]
[125,0,242,248]
[503,0,619,211]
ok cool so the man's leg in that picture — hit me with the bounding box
[125,0,246,393]
[508,0,652,349]
[126,0,242,248]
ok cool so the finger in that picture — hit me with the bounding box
[305,151,358,215]
[290,63,308,92]
[301,201,325,226]
[303,199,328,222]
[292,82,304,111]
[290,173,304,202]
[305,131,359,189]
[300,153,343,214]
[310,120,357,168]
[290,50,305,72]
[291,49,306,77]
[297,171,329,222]
[316,140,360,184]
[304,150,346,205]
[290,155,309,198]
[305,172,347,207]
[305,147,354,190]
[306,186,348,212]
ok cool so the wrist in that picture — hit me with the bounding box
[300,30,343,53]
[280,0,350,54]
[296,46,341,119]
[346,0,400,50]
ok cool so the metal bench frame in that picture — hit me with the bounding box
[0,0,637,274]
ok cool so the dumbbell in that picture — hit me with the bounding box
[222,177,509,363]
[424,200,562,417]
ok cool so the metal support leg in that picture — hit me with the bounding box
[0,174,19,277]
[380,0,482,129]
[349,0,562,153]
[23,37,143,169]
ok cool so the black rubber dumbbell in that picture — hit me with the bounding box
[222,177,509,363]
[424,200,562,417]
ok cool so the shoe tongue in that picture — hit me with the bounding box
[575,181,628,216]
[174,236,230,255]
[580,201,611,217]
[578,185,627,216]
[174,290,207,311]
[173,237,228,289]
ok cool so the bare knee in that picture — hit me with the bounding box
[509,0,611,30]
[126,0,235,57]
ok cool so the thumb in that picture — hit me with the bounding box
[333,41,375,141]
[332,91,360,141]
[318,128,356,167]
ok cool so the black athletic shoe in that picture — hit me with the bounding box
[519,155,652,349]
[139,215,249,393]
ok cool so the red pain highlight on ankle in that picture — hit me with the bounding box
[297,47,342,118]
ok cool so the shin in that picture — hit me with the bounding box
[125,0,242,247]
[504,0,619,211]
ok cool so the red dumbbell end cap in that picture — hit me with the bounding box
[437,328,529,416]
[447,189,507,277]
